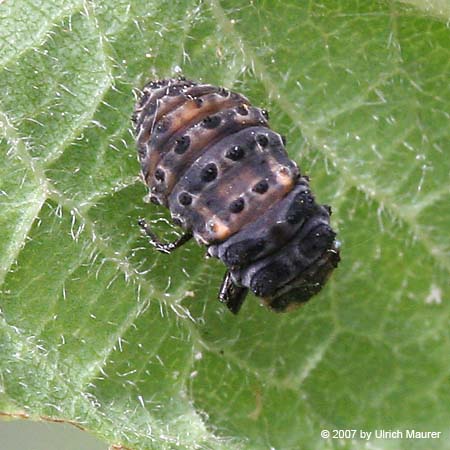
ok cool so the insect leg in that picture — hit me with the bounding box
[218,271,248,314]
[138,218,192,254]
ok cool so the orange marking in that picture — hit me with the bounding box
[276,166,294,188]
[207,218,231,241]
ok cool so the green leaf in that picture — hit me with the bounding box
[1,1,449,449]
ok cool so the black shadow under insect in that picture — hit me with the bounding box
[132,77,340,314]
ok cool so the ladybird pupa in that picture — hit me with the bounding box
[134,77,340,314]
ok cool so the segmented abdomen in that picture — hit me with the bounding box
[133,78,299,245]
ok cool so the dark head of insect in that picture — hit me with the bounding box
[133,77,340,314]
